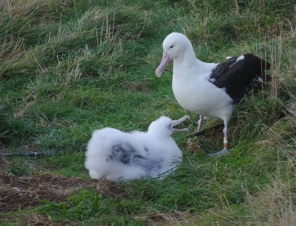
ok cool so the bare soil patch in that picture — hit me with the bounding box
[0,174,124,213]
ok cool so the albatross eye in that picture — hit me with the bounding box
[170,45,174,48]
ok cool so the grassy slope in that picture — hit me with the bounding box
[0,0,296,225]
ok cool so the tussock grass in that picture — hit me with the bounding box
[0,0,296,225]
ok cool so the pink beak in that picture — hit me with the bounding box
[155,51,170,77]
[171,115,190,132]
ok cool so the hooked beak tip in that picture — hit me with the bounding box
[155,69,162,77]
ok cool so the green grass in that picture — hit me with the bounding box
[1,0,296,225]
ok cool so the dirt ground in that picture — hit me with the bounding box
[0,158,187,226]
[0,172,124,213]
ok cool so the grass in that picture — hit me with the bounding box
[0,0,296,225]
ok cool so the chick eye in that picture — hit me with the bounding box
[170,45,174,48]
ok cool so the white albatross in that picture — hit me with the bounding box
[155,32,271,156]
[85,115,189,182]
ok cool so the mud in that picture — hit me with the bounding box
[0,174,124,213]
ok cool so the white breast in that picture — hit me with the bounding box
[172,74,233,120]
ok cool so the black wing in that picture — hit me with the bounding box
[209,56,238,80]
[212,53,271,103]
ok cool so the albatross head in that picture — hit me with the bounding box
[148,115,190,137]
[155,32,193,77]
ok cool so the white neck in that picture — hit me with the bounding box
[173,55,217,81]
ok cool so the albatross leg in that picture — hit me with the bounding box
[197,115,204,132]
[208,121,230,156]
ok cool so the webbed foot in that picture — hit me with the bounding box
[208,147,230,157]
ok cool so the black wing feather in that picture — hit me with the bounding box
[210,56,238,80]
[212,53,271,103]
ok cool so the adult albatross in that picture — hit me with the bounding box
[155,32,270,156]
